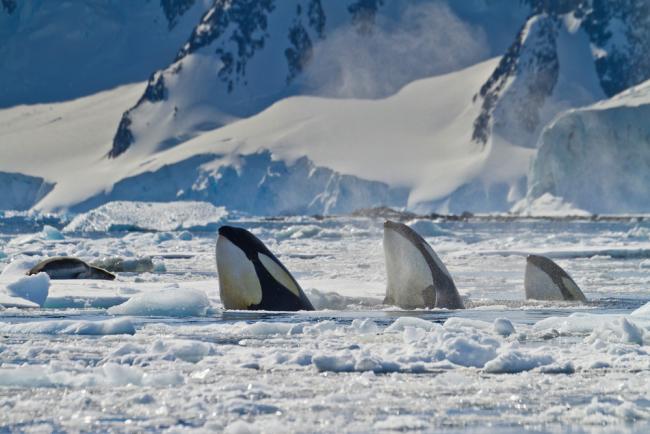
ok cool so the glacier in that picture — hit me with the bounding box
[0,171,53,211]
[69,152,408,216]
[527,81,650,213]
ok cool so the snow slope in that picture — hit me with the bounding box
[527,80,650,213]
[123,57,533,211]
[108,0,518,159]
[0,82,146,210]
[0,57,532,213]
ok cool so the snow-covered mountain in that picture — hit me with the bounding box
[473,0,650,151]
[1,0,650,214]
[108,0,521,159]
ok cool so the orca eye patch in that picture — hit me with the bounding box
[258,253,301,297]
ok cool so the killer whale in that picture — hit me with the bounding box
[383,220,464,309]
[216,225,314,311]
[524,254,587,302]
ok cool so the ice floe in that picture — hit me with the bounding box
[0,317,134,335]
[107,288,211,317]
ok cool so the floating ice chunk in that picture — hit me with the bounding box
[312,351,401,373]
[631,301,650,317]
[64,201,228,232]
[142,371,184,387]
[484,350,554,373]
[223,419,290,434]
[0,257,39,279]
[0,293,39,308]
[242,322,295,336]
[586,317,647,346]
[153,260,166,273]
[154,232,174,243]
[539,361,575,374]
[151,339,214,363]
[177,230,193,241]
[6,272,49,306]
[305,288,380,310]
[0,363,182,388]
[620,318,645,345]
[350,318,379,334]
[533,313,620,335]
[41,225,64,240]
[102,363,146,386]
[0,317,135,335]
[407,219,451,237]
[91,256,154,273]
[493,318,516,337]
[107,288,210,317]
[444,317,493,331]
[385,316,440,333]
[303,320,339,335]
[374,416,428,431]
[627,226,650,240]
[0,365,54,387]
[312,353,355,372]
[275,225,321,240]
[224,421,261,434]
[589,361,610,369]
[442,336,498,368]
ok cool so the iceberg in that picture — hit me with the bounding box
[64,201,228,232]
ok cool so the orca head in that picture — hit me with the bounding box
[524,255,587,302]
[383,220,464,309]
[218,226,272,261]
[216,226,314,311]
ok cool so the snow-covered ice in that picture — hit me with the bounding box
[64,201,229,232]
[1,214,650,432]
[107,288,210,317]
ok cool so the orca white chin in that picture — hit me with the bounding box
[383,221,464,310]
[524,255,587,302]
[216,235,262,310]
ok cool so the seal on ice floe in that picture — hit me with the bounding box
[383,220,464,309]
[27,257,116,280]
[216,225,315,311]
[524,255,587,302]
